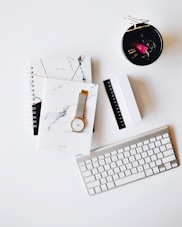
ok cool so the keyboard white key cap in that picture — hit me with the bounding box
[114,167,120,173]
[161,137,170,144]
[163,133,169,138]
[156,159,162,166]
[101,184,107,192]
[98,166,104,173]
[106,176,112,182]
[107,182,115,189]
[92,157,98,162]
[100,178,107,184]
[119,172,125,178]
[101,171,108,178]
[145,169,153,176]
[163,149,174,157]
[99,160,105,166]
[92,168,98,175]
[85,175,95,183]
[125,170,131,176]
[165,162,172,170]
[137,166,143,172]
[160,145,166,152]
[80,166,86,172]
[79,161,85,166]
[157,153,163,159]
[115,172,145,187]
[82,170,92,177]
[151,155,157,161]
[166,143,172,149]
[87,164,93,170]
[120,165,126,172]
[162,155,176,164]
[155,141,161,147]
[88,188,95,195]
[111,150,117,155]
[131,168,137,174]
[95,186,102,193]
[153,167,159,174]
[157,135,162,140]
[95,173,102,180]
[87,180,100,189]
[93,162,99,168]
[86,160,91,164]
[113,174,119,180]
[98,155,104,160]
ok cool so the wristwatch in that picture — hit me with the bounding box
[71,90,88,132]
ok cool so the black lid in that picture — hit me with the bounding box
[122,23,163,65]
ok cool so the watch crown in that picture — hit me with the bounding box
[81,90,88,95]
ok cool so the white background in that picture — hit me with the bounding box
[0,0,182,226]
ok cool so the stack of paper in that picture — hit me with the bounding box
[28,56,99,155]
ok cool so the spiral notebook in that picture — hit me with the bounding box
[37,78,99,155]
[28,56,92,135]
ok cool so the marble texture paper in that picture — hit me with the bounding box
[37,78,99,155]
[29,56,92,135]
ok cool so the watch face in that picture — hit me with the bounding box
[71,118,85,132]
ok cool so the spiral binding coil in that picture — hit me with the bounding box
[24,64,40,135]
[31,66,37,129]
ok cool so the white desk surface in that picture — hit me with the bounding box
[1,1,182,226]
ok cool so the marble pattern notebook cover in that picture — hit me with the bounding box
[37,78,99,155]
[29,55,92,135]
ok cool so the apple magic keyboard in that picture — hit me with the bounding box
[76,126,179,196]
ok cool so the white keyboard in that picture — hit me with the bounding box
[76,126,179,196]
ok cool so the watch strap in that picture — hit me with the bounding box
[75,90,88,118]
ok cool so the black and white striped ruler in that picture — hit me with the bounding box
[103,79,126,129]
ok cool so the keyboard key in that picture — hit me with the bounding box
[85,175,95,183]
[113,174,119,180]
[95,186,101,193]
[79,161,85,166]
[107,182,115,189]
[92,157,98,162]
[88,188,95,195]
[106,176,113,182]
[143,145,149,151]
[163,149,174,157]
[125,170,131,176]
[136,147,142,153]
[85,160,91,164]
[145,169,153,176]
[153,167,159,174]
[120,165,126,172]
[119,172,125,178]
[162,155,176,164]
[83,170,91,177]
[95,173,102,180]
[101,184,107,192]
[115,172,145,187]
[87,180,100,189]
[131,168,137,174]
[161,137,170,145]
[80,166,87,172]
[101,172,107,178]
[111,150,117,155]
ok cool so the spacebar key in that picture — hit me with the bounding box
[115,172,145,187]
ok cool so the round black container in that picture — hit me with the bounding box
[122,23,163,65]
